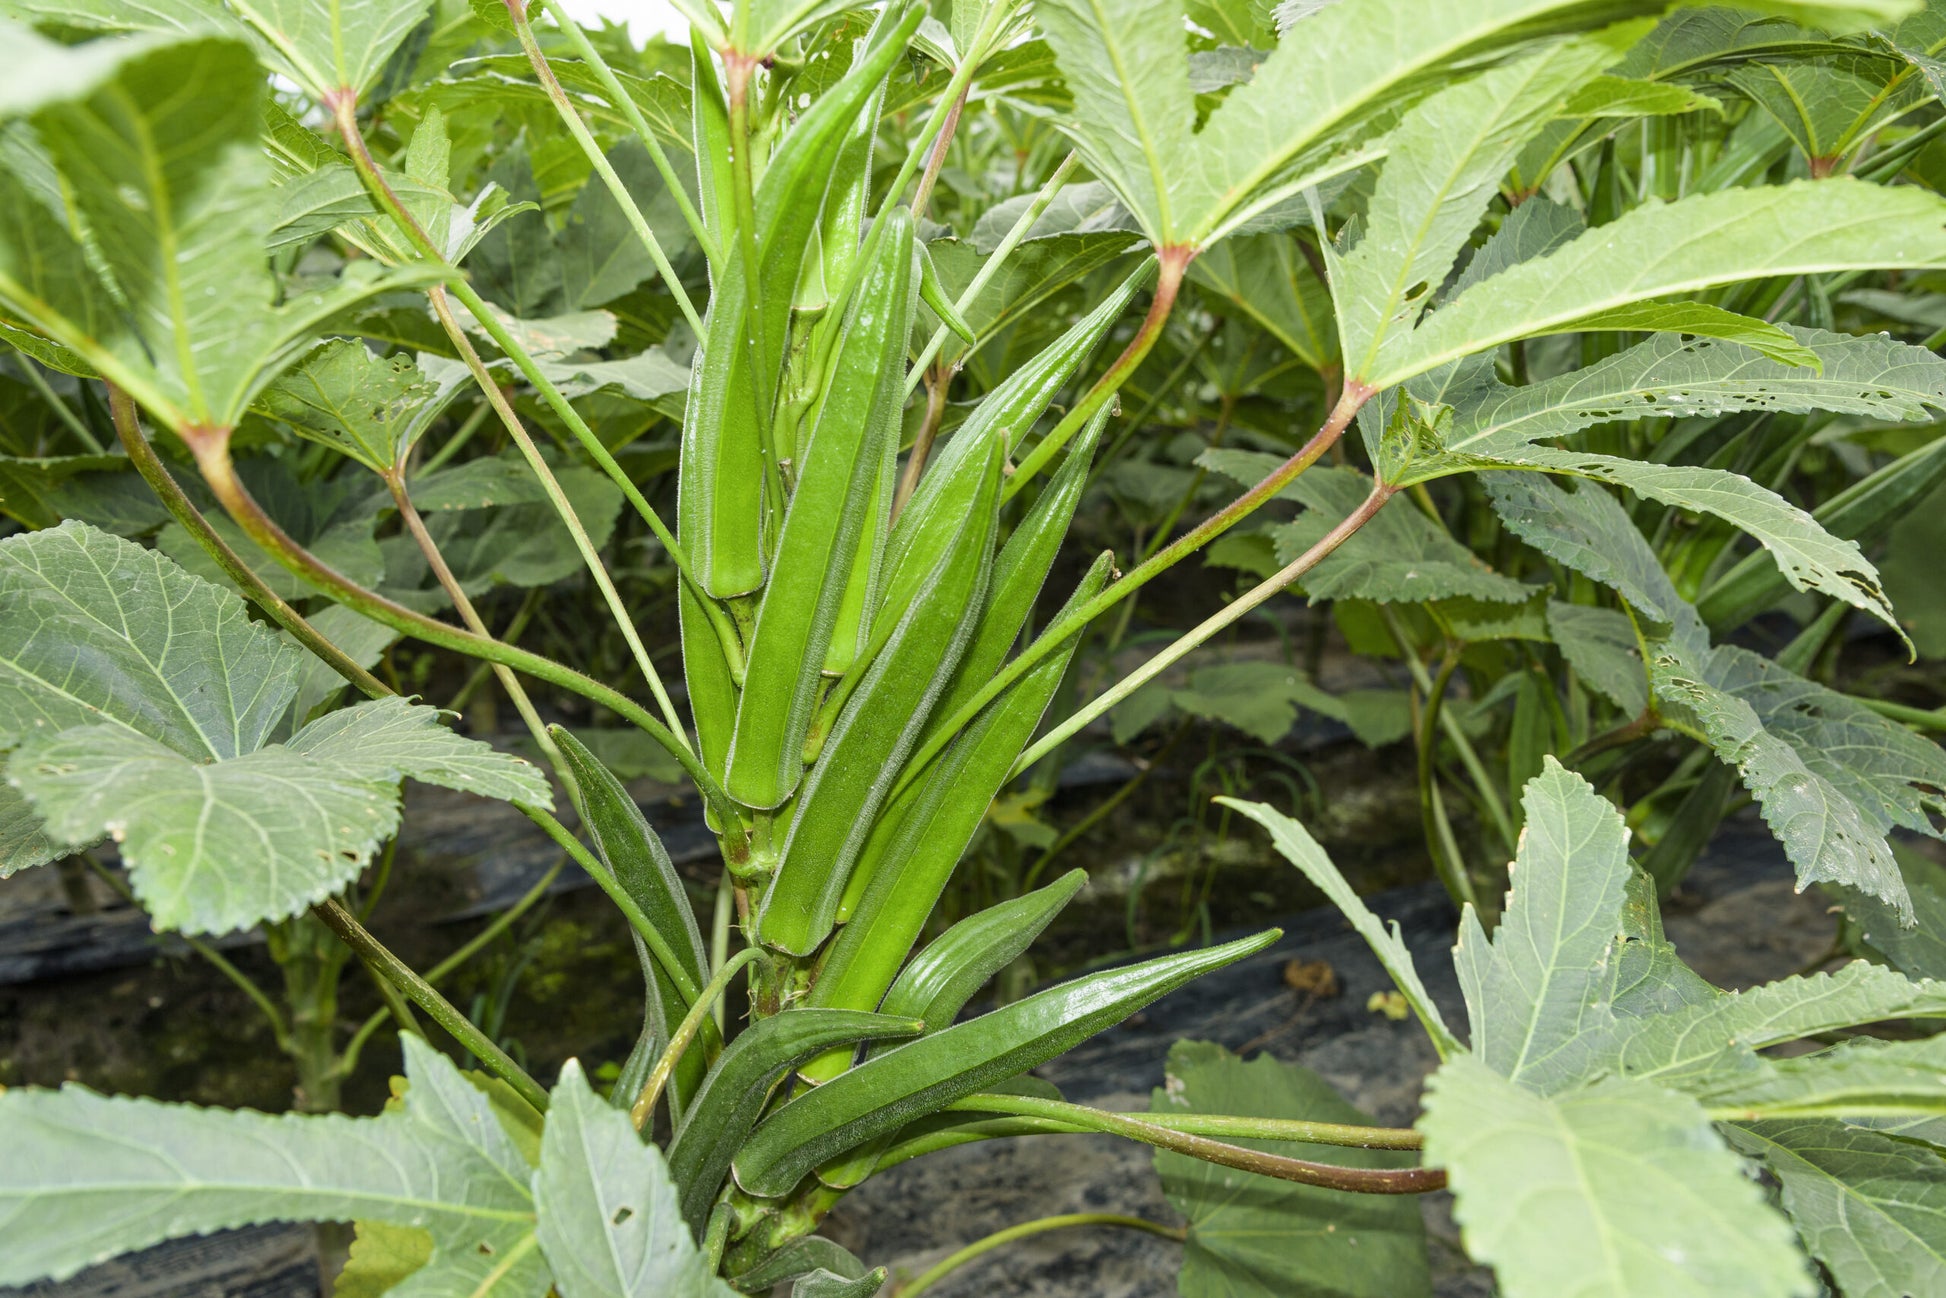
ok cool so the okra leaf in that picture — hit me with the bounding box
[1427,327,1946,469]
[1725,1120,1946,1298]
[1372,180,1946,389]
[534,1061,737,1298]
[1824,845,1946,982]
[1201,455,1532,604]
[12,695,547,933]
[0,778,62,877]
[1454,760,1632,1089]
[1584,959,1946,1093]
[1692,646,1946,847]
[0,520,304,761]
[233,0,434,100]
[0,1035,548,1293]
[0,28,432,431]
[1491,451,1899,637]
[1545,603,1646,716]
[1480,473,1692,629]
[1651,637,1914,922]
[1703,434,1946,634]
[1187,231,1335,369]
[254,341,456,477]
[1332,26,1638,380]
[1421,1055,1810,1298]
[1153,1041,1431,1298]
[1696,1033,1946,1121]
[1220,798,1460,1056]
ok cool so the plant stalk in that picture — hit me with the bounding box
[534,0,717,260]
[1012,479,1396,775]
[946,1092,1425,1150]
[426,284,691,745]
[509,0,705,335]
[1004,245,1193,497]
[388,473,561,768]
[311,899,549,1112]
[109,387,390,702]
[631,945,763,1129]
[897,1214,1185,1297]
[905,152,1080,394]
[169,422,743,833]
[944,1094,1441,1193]
[338,856,565,1082]
[894,386,1372,800]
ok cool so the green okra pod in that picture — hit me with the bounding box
[731,929,1282,1199]
[812,557,1112,1033]
[921,405,1109,753]
[725,211,915,809]
[665,1008,921,1233]
[679,5,925,599]
[755,440,1005,956]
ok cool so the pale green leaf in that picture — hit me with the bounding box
[1480,473,1691,627]
[1546,602,1646,715]
[1266,463,1536,604]
[335,1221,436,1298]
[0,777,65,877]
[1188,232,1335,369]
[1599,959,1946,1089]
[1826,844,1946,982]
[1559,75,1723,117]
[0,1035,546,1291]
[1152,1041,1431,1298]
[286,604,400,725]
[1727,1120,1946,1298]
[8,694,545,931]
[1552,301,1819,367]
[1420,1054,1811,1298]
[30,35,278,425]
[1698,646,1946,846]
[1651,637,1911,920]
[1456,760,1633,1087]
[227,0,434,98]
[534,1060,738,1298]
[286,695,550,807]
[11,725,404,932]
[256,341,454,475]
[1034,0,1199,246]
[0,521,302,762]
[559,139,694,311]
[157,509,384,604]
[1503,450,1898,636]
[1430,327,1946,468]
[1372,180,1946,389]
[1220,796,1461,1055]
[1698,1034,1946,1122]
[1333,27,1639,378]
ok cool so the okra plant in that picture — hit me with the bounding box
[2,0,1946,1294]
